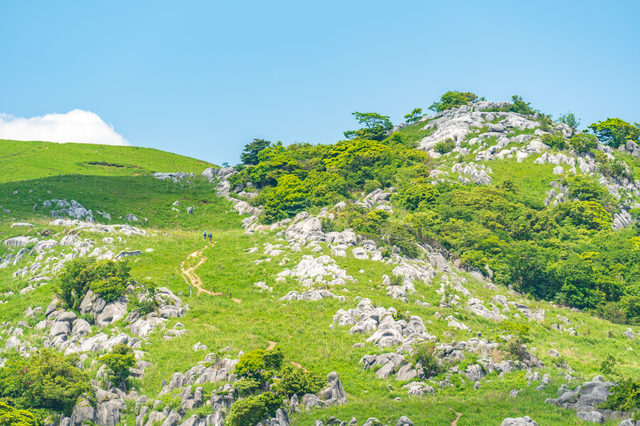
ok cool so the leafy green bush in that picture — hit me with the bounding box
[0,402,37,426]
[568,133,598,153]
[98,344,136,391]
[396,184,440,211]
[271,367,324,397]
[433,139,456,154]
[0,350,91,416]
[494,321,532,361]
[234,348,283,383]
[232,378,261,397]
[226,392,282,426]
[363,179,382,194]
[411,342,443,378]
[510,95,535,115]
[57,258,131,311]
[429,91,481,112]
[541,132,568,150]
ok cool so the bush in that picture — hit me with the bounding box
[363,179,382,194]
[226,392,282,426]
[57,258,131,311]
[495,321,532,361]
[234,348,283,383]
[232,378,261,397]
[541,132,568,150]
[396,184,440,211]
[433,139,455,154]
[0,349,91,416]
[510,95,535,115]
[569,133,598,153]
[271,367,324,397]
[429,91,481,112]
[411,342,443,378]
[0,402,37,426]
[98,344,136,391]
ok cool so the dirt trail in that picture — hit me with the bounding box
[179,241,241,303]
[267,341,277,350]
[450,409,462,426]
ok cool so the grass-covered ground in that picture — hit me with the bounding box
[0,139,214,183]
[1,139,638,425]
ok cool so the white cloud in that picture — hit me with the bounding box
[0,109,129,146]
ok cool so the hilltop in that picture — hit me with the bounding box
[2,92,640,426]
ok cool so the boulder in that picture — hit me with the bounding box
[95,297,128,327]
[500,417,538,426]
[70,399,95,426]
[576,411,604,424]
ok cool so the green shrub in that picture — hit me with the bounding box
[404,108,423,123]
[429,91,481,112]
[411,342,443,378]
[271,367,324,397]
[57,258,131,311]
[232,378,261,397]
[541,132,568,150]
[494,321,532,361]
[0,349,91,416]
[0,402,37,426]
[510,95,535,115]
[97,344,136,391]
[234,348,283,383]
[363,179,382,194]
[396,184,440,211]
[569,133,598,153]
[226,392,282,426]
[433,139,455,154]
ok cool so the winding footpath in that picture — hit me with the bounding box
[179,241,241,303]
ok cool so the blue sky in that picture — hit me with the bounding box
[1,0,639,165]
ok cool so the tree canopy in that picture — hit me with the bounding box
[588,118,640,148]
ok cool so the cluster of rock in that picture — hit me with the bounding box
[450,162,493,185]
[334,298,434,351]
[44,199,98,221]
[277,255,355,287]
[544,376,639,424]
[356,188,395,213]
[49,218,148,235]
[311,415,414,426]
[200,167,262,221]
[418,102,541,154]
[280,289,345,302]
[153,172,195,183]
[64,388,129,426]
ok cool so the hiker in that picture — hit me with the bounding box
[203,230,207,241]
[208,232,212,243]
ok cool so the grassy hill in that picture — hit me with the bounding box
[0,139,213,183]
[1,96,640,426]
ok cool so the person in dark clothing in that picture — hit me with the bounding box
[203,230,207,241]
[208,232,212,243]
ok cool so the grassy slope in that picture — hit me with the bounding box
[0,142,637,425]
[0,139,213,183]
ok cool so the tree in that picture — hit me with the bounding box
[234,348,283,382]
[404,108,423,123]
[429,91,480,112]
[588,118,640,148]
[240,139,272,165]
[343,112,393,141]
[558,111,581,129]
[97,344,136,391]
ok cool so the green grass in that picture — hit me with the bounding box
[0,139,214,184]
